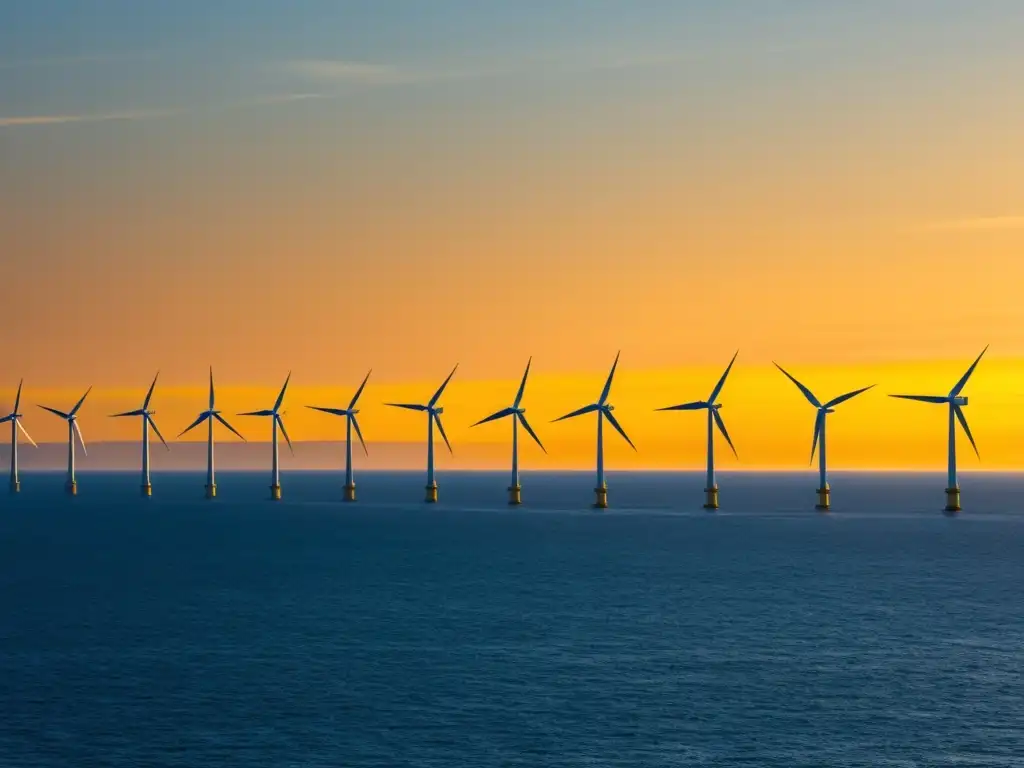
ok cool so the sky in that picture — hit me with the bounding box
[2,1,1024,471]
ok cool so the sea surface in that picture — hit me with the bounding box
[1,470,1022,767]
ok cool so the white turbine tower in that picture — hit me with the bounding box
[178,368,246,499]
[471,358,546,505]
[110,372,169,496]
[775,363,874,511]
[38,386,91,495]
[657,351,739,510]
[553,352,636,509]
[1,380,37,493]
[386,364,458,504]
[890,346,987,513]
[306,370,371,502]
[239,372,294,501]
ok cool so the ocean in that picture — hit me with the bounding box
[1,470,1022,767]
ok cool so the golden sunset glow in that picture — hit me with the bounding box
[2,4,1023,470]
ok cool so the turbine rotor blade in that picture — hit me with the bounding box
[306,405,348,417]
[214,413,246,442]
[552,403,599,422]
[889,394,948,404]
[949,345,989,397]
[73,420,87,456]
[17,419,37,448]
[599,351,621,406]
[429,364,459,407]
[603,408,636,451]
[110,409,145,418]
[953,404,980,459]
[810,411,823,465]
[824,385,876,409]
[656,400,708,412]
[385,403,427,412]
[350,414,368,456]
[70,386,92,417]
[433,412,453,453]
[177,412,211,438]
[774,363,821,408]
[0,415,12,424]
[471,407,514,427]
[274,371,291,412]
[38,405,70,420]
[147,414,170,450]
[143,371,159,410]
[13,379,23,414]
[713,408,738,459]
[208,367,215,410]
[238,409,274,417]
[276,414,294,455]
[518,412,546,454]
[513,357,532,408]
[708,350,739,404]
[348,370,372,411]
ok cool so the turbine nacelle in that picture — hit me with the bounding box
[953,396,968,406]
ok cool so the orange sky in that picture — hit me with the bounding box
[1,3,1023,470]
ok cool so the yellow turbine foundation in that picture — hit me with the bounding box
[344,483,356,502]
[141,483,152,497]
[66,480,77,496]
[425,482,438,504]
[594,485,608,509]
[270,484,282,501]
[945,487,961,513]
[508,485,522,505]
[10,480,20,493]
[205,484,217,499]
[816,485,831,512]
[703,486,719,510]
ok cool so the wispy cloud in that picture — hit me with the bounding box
[280,42,823,88]
[281,60,408,84]
[923,216,1024,232]
[0,108,181,128]
[0,94,327,130]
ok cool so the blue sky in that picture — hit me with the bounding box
[4,1,1023,123]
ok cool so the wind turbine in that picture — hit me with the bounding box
[178,368,246,499]
[657,351,739,510]
[306,370,371,502]
[775,363,874,511]
[472,358,546,505]
[38,386,91,495]
[386,364,458,503]
[1,380,37,493]
[239,372,294,501]
[110,372,169,496]
[553,352,636,509]
[890,346,987,513]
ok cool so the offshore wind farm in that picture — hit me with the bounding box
[0,345,1008,513]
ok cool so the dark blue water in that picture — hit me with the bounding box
[1,471,1023,767]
